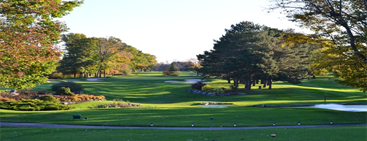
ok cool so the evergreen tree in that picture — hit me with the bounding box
[168,63,179,76]
[197,21,313,90]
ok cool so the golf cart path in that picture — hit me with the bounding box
[1,122,366,130]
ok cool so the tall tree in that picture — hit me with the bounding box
[198,21,312,90]
[0,0,82,89]
[95,36,126,77]
[272,0,367,91]
[58,33,95,78]
[127,46,157,72]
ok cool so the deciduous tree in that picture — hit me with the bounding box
[271,0,367,91]
[95,37,126,77]
[0,0,82,89]
[58,33,95,78]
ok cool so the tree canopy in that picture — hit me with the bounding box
[197,21,313,90]
[57,34,157,77]
[271,0,367,92]
[0,0,83,89]
[57,33,95,78]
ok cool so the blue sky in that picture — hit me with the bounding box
[59,0,307,63]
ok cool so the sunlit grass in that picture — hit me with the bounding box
[0,72,366,127]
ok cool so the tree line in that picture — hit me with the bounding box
[152,60,200,72]
[1,0,365,92]
[57,33,157,78]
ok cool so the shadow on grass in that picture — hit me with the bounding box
[23,74,366,106]
[1,106,366,127]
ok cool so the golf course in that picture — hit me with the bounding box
[1,71,366,141]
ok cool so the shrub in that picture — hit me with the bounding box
[96,99,141,108]
[52,81,83,94]
[0,96,13,102]
[230,85,238,91]
[49,72,64,79]
[56,87,74,95]
[191,81,206,90]
[202,85,212,92]
[0,99,71,111]
[42,103,70,110]
[287,78,302,84]
[168,63,179,76]
[210,88,225,94]
[53,94,105,102]
[162,69,170,76]
[169,71,179,76]
[121,68,132,75]
[40,95,60,103]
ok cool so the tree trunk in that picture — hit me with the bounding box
[244,78,248,89]
[263,80,267,88]
[234,78,239,88]
[97,65,102,78]
[227,78,231,84]
[73,72,76,78]
[103,69,106,77]
[268,79,272,89]
[247,79,251,90]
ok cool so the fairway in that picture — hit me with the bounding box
[1,72,366,140]
[1,72,366,126]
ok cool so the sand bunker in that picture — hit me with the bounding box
[47,78,105,83]
[302,104,367,112]
[164,79,203,83]
[201,106,228,108]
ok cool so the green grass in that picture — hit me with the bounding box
[0,72,366,127]
[1,126,366,141]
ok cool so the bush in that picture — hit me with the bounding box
[52,81,83,94]
[169,71,179,76]
[287,78,302,84]
[56,87,74,95]
[40,95,60,103]
[121,68,132,75]
[191,81,206,90]
[162,69,170,76]
[0,96,14,102]
[202,85,212,92]
[209,88,225,94]
[53,94,105,102]
[168,63,179,76]
[230,85,238,91]
[49,72,64,79]
[0,99,71,111]
[95,99,141,108]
